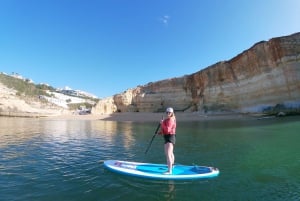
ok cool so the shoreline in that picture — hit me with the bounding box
[42,112,257,122]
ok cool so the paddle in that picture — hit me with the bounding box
[145,116,163,154]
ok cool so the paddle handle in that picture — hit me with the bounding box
[144,116,163,154]
[154,115,164,134]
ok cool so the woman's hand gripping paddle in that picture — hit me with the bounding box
[145,116,163,154]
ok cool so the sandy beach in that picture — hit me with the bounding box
[43,112,255,122]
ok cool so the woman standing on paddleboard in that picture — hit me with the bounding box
[159,107,176,174]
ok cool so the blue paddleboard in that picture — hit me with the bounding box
[104,160,219,180]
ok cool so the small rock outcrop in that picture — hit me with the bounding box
[93,32,300,115]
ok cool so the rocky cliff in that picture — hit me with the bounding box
[93,32,300,115]
[0,82,69,117]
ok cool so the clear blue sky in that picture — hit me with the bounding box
[0,0,299,98]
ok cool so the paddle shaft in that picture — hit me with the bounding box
[145,117,163,154]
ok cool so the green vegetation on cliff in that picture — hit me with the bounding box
[0,73,98,111]
[0,73,52,97]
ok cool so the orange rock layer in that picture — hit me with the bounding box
[93,32,300,115]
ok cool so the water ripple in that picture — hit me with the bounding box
[1,117,300,201]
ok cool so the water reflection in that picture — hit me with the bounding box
[0,117,41,147]
[91,121,136,150]
[165,182,176,201]
[117,176,177,200]
[1,116,300,201]
[0,118,137,154]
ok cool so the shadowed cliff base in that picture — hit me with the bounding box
[100,112,256,122]
[42,112,263,122]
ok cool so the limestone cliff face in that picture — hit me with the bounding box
[93,32,300,114]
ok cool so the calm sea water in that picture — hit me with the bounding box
[0,116,299,201]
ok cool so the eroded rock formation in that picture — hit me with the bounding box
[93,32,300,115]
